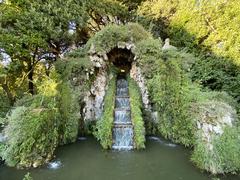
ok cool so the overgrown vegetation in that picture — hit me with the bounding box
[0,78,61,168]
[94,75,116,149]
[192,126,240,174]
[138,0,240,65]
[86,23,152,54]
[136,40,195,146]
[0,0,239,175]
[2,105,59,168]
[128,77,145,149]
[0,55,92,168]
[137,0,240,115]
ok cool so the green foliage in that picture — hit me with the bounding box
[152,60,195,146]
[54,56,93,90]
[0,142,5,161]
[135,38,163,79]
[0,0,128,103]
[2,106,59,168]
[94,75,116,149]
[57,82,79,144]
[138,0,240,66]
[1,67,85,167]
[55,55,93,136]
[191,126,240,174]
[137,0,240,114]
[23,172,33,180]
[128,77,145,149]
[190,56,240,106]
[137,45,195,146]
[118,0,145,11]
[0,88,11,119]
[86,23,152,54]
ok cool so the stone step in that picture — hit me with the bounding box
[112,145,134,150]
[114,121,132,125]
[115,108,130,111]
[113,124,133,128]
[115,96,129,98]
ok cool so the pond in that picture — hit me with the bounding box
[0,136,239,180]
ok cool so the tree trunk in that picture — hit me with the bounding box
[27,62,34,95]
[2,84,15,106]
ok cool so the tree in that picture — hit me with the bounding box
[0,0,129,100]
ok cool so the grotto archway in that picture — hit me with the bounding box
[83,23,153,122]
[81,23,162,150]
[107,47,134,73]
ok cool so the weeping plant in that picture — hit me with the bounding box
[128,76,146,149]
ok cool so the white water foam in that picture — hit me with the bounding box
[48,160,62,169]
[148,136,177,147]
[78,137,87,141]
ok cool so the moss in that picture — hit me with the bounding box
[128,77,145,149]
[94,74,116,149]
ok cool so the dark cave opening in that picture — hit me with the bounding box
[107,47,134,73]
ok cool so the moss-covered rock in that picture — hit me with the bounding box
[191,101,239,174]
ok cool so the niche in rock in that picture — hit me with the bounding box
[107,48,134,72]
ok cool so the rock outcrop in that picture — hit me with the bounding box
[192,101,238,174]
[130,62,151,110]
[195,101,236,145]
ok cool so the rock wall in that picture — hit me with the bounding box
[130,62,151,111]
[192,101,238,174]
[195,101,236,146]
[83,65,108,121]
[83,43,152,122]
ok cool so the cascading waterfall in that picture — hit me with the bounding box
[112,75,134,150]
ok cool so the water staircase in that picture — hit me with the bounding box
[112,74,134,150]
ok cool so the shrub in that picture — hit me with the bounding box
[2,106,59,168]
[94,75,116,149]
[128,77,145,149]
[57,82,79,144]
[0,142,5,161]
[138,49,196,146]
[86,23,152,54]
[55,56,94,139]
[1,74,82,167]
[191,56,240,106]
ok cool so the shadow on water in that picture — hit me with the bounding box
[0,136,239,180]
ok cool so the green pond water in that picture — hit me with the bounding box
[0,136,239,180]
